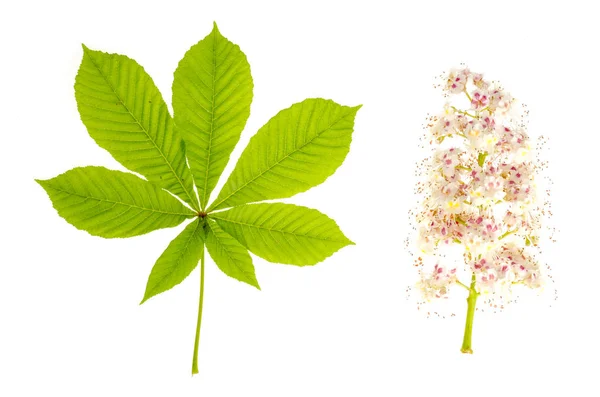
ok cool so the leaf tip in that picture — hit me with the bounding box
[212,21,220,34]
[140,289,154,305]
[348,104,362,118]
[247,275,261,290]
[35,178,50,190]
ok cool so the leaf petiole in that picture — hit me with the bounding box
[191,243,206,375]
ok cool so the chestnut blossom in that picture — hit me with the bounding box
[416,68,545,300]
[470,91,489,110]
[446,68,470,94]
[418,263,457,300]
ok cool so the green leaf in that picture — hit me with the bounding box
[212,203,353,266]
[36,166,196,238]
[141,219,205,303]
[173,23,253,210]
[205,219,260,289]
[208,98,360,211]
[75,45,199,210]
[38,26,361,375]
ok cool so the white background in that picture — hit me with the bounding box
[1,0,598,395]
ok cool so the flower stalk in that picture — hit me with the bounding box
[460,274,478,354]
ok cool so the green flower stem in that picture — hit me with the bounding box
[460,273,479,354]
[456,280,470,291]
[192,245,206,375]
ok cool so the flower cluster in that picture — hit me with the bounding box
[416,68,544,299]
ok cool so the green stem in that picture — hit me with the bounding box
[460,273,478,354]
[192,245,205,375]
[451,106,478,119]
[456,280,470,291]
[464,90,473,102]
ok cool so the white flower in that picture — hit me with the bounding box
[431,181,460,206]
[417,231,436,254]
[472,73,488,89]
[483,134,499,152]
[464,237,500,256]
[444,199,463,214]
[446,68,470,94]
[470,90,490,110]
[434,147,463,178]
[514,145,532,163]
[418,263,457,301]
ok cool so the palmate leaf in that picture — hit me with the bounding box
[208,98,361,211]
[205,219,260,289]
[36,166,195,238]
[38,23,360,376]
[75,45,199,210]
[173,23,253,210]
[212,203,353,266]
[141,219,205,303]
